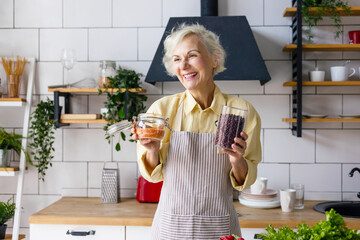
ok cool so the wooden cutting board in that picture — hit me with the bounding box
[61,114,101,120]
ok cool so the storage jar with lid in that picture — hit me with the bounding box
[106,113,170,141]
[136,113,168,141]
[99,60,116,88]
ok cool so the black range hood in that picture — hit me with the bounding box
[145,0,271,85]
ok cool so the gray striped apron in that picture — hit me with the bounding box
[151,95,241,240]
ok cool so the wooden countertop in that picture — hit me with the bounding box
[29,197,360,229]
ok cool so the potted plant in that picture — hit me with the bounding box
[302,0,351,43]
[0,198,16,239]
[99,66,147,151]
[0,127,29,167]
[28,98,56,181]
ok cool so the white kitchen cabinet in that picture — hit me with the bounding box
[30,224,125,240]
[241,228,267,240]
[125,226,151,239]
[124,226,265,240]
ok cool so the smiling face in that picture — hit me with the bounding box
[172,34,218,92]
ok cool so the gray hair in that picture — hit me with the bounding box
[162,23,226,76]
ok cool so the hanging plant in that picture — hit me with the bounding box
[29,98,56,181]
[98,67,147,151]
[302,0,351,43]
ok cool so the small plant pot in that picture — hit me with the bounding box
[0,224,7,239]
[0,149,11,167]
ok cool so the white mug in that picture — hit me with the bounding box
[280,189,296,212]
[309,70,325,82]
[330,66,356,82]
[250,177,268,194]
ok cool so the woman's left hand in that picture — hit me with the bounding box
[222,131,248,163]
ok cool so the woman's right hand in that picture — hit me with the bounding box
[131,125,161,153]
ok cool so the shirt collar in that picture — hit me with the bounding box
[183,85,226,115]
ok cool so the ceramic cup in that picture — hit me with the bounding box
[330,66,356,82]
[309,70,325,82]
[280,189,296,212]
[349,30,360,44]
[250,177,268,194]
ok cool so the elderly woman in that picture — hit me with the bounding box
[133,23,261,239]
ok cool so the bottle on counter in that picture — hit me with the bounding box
[99,60,116,88]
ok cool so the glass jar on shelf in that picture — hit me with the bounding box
[99,60,116,88]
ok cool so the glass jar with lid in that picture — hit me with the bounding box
[136,113,169,141]
[99,60,116,88]
[106,113,171,141]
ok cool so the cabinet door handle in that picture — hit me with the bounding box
[66,230,96,236]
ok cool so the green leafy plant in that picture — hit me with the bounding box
[0,127,30,167]
[98,67,147,151]
[259,208,360,240]
[302,0,351,43]
[29,98,56,181]
[0,198,16,226]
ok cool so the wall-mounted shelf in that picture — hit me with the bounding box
[0,167,20,177]
[283,6,360,17]
[283,81,360,86]
[0,98,26,107]
[283,118,360,123]
[4,235,25,240]
[48,88,146,93]
[282,1,360,137]
[49,88,146,128]
[59,119,107,124]
[283,44,360,52]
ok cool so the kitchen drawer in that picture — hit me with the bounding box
[241,228,267,240]
[126,226,151,239]
[30,224,125,240]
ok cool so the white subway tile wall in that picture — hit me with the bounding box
[0,0,13,28]
[1,0,360,233]
[64,0,112,28]
[15,0,62,28]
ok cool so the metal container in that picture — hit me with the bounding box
[101,164,120,203]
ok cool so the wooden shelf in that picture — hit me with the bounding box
[0,167,19,177]
[0,98,26,107]
[48,88,146,93]
[283,118,360,123]
[4,234,26,240]
[283,81,360,86]
[0,167,19,171]
[59,119,107,124]
[283,44,360,52]
[283,6,360,17]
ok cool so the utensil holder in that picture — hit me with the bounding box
[101,163,120,203]
[7,74,21,98]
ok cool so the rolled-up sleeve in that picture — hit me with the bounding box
[136,96,178,183]
[229,102,262,191]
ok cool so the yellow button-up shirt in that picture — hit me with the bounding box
[137,85,262,191]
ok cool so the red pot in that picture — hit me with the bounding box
[349,30,360,44]
[136,176,163,203]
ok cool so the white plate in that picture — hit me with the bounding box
[241,195,278,202]
[303,114,328,119]
[241,188,278,199]
[339,114,360,119]
[238,196,280,209]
